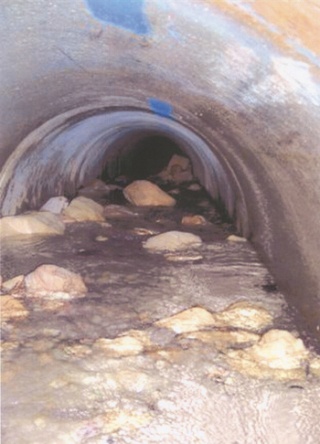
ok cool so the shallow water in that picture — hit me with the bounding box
[1,190,320,443]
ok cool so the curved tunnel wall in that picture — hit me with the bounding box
[1,0,320,343]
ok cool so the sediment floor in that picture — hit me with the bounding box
[1,185,320,444]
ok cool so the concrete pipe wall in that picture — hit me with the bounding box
[1,0,320,344]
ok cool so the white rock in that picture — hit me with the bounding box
[168,188,180,195]
[95,235,108,242]
[155,307,216,333]
[0,211,65,238]
[132,227,159,236]
[164,253,203,262]
[226,329,310,381]
[227,234,247,242]
[181,215,207,226]
[310,356,320,377]
[63,196,105,222]
[247,329,309,370]
[25,264,88,298]
[214,301,273,332]
[188,183,202,191]
[144,230,202,252]
[158,155,194,184]
[87,409,153,435]
[123,180,176,207]
[95,336,144,357]
[40,196,69,214]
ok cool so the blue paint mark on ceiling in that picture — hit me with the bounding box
[148,98,173,118]
[84,0,151,35]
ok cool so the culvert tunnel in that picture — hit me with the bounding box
[1,0,320,349]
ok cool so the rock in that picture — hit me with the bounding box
[164,253,203,263]
[94,330,150,357]
[114,175,130,186]
[104,204,138,219]
[95,235,108,242]
[40,196,69,214]
[115,369,154,393]
[181,215,207,226]
[123,180,176,207]
[62,196,105,222]
[188,183,202,191]
[78,179,122,201]
[1,295,29,320]
[86,409,153,435]
[154,307,216,334]
[226,329,309,380]
[132,227,159,236]
[168,188,180,195]
[0,340,20,352]
[0,211,65,238]
[143,230,202,252]
[227,234,247,242]
[183,329,260,351]
[99,222,112,228]
[25,264,87,298]
[2,275,25,294]
[61,344,92,359]
[310,356,320,377]
[158,154,194,184]
[213,301,273,332]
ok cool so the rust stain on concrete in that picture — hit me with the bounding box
[200,0,320,77]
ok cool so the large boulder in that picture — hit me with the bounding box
[0,211,65,238]
[123,180,176,207]
[62,196,105,222]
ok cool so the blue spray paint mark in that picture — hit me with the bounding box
[148,98,173,118]
[84,0,150,35]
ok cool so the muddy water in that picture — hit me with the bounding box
[1,188,320,443]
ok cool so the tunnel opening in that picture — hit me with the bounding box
[95,133,236,227]
[100,135,184,182]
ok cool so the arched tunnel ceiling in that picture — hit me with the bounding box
[0,0,320,343]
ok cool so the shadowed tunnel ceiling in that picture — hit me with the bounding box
[0,0,320,343]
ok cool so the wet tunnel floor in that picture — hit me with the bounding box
[1,188,320,443]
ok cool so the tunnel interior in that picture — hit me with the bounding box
[2,1,320,441]
[100,135,185,182]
